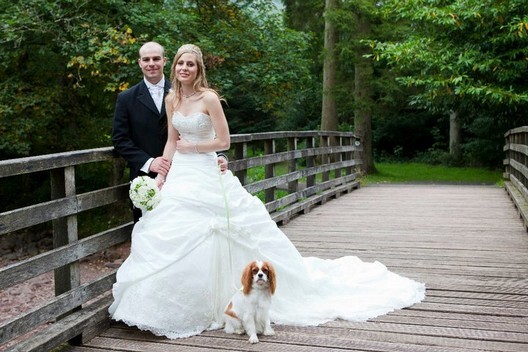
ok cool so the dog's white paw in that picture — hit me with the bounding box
[248,334,259,344]
[264,327,275,336]
[225,326,245,335]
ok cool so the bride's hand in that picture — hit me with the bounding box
[175,138,197,153]
[155,175,165,189]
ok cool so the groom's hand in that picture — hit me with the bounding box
[150,157,171,176]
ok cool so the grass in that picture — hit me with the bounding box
[360,162,504,186]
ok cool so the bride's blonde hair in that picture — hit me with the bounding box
[167,44,218,110]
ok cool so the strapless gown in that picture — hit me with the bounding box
[108,111,425,339]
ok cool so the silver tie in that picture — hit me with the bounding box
[151,86,163,112]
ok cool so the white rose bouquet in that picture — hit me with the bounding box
[129,176,162,212]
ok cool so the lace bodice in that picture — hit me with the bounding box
[172,111,215,143]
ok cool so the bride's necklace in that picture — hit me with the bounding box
[182,91,197,99]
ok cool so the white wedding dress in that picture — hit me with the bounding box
[109,112,425,339]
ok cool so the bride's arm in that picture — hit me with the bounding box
[206,91,230,152]
[177,91,230,153]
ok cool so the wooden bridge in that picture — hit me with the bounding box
[1,128,528,351]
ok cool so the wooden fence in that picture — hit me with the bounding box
[0,131,361,351]
[504,126,528,230]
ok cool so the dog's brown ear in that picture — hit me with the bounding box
[241,261,254,295]
[264,261,276,295]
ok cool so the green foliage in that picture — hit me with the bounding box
[64,0,314,134]
[193,0,314,133]
[370,0,528,110]
[0,0,129,157]
[281,0,326,131]
[364,0,528,167]
[0,0,313,160]
[0,0,520,181]
[373,110,446,161]
[462,113,516,168]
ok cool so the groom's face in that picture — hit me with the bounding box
[139,45,167,84]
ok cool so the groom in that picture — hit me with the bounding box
[112,41,227,222]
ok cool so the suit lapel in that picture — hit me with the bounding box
[138,82,160,116]
[160,81,171,119]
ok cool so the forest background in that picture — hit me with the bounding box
[0,0,527,206]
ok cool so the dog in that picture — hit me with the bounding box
[224,260,276,343]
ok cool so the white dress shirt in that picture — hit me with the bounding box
[144,77,166,113]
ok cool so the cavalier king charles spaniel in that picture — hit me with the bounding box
[224,260,276,343]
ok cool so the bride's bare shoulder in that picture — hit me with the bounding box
[201,89,220,101]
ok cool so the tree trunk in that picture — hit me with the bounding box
[353,11,376,174]
[321,0,338,133]
[449,110,462,161]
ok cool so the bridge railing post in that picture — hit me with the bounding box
[345,135,353,175]
[234,142,247,185]
[288,137,298,194]
[518,130,528,184]
[50,165,82,344]
[305,136,315,197]
[334,136,343,179]
[264,139,276,203]
[321,135,330,182]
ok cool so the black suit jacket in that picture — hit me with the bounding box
[112,80,171,181]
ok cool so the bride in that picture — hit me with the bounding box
[108,44,425,339]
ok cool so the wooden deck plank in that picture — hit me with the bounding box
[88,325,491,352]
[375,309,528,326]
[370,313,528,333]
[64,184,528,352]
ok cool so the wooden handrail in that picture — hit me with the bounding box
[0,130,361,351]
[503,126,528,230]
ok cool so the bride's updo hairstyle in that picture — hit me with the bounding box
[168,44,216,110]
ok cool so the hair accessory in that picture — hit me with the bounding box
[177,44,203,59]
